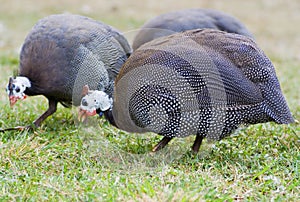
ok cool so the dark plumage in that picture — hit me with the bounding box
[6,14,131,128]
[132,8,253,50]
[80,29,294,153]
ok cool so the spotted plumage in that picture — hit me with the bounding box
[6,14,131,128]
[80,29,294,153]
[132,8,253,50]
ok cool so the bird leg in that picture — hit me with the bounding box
[152,136,173,152]
[191,135,203,153]
[32,99,58,128]
[0,100,58,132]
[0,126,27,133]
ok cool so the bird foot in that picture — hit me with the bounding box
[0,125,34,133]
[152,137,173,152]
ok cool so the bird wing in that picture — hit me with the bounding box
[120,30,264,110]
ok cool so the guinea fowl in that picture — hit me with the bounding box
[6,14,131,129]
[79,29,294,153]
[132,8,253,50]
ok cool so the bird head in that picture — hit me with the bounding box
[6,76,31,107]
[78,85,112,122]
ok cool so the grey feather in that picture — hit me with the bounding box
[12,14,131,127]
[132,8,253,50]
[111,29,293,150]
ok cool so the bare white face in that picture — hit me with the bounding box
[79,90,112,120]
[6,76,31,107]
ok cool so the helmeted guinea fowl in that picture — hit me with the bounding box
[132,8,253,50]
[79,29,294,153]
[6,14,131,129]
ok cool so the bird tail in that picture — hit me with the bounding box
[262,82,294,124]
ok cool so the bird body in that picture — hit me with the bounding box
[7,14,131,128]
[132,8,253,50]
[80,29,294,152]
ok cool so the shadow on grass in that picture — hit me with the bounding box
[75,118,234,178]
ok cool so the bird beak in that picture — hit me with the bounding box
[78,108,88,122]
[78,108,97,122]
[9,96,18,107]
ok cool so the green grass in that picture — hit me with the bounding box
[0,0,300,201]
[0,102,299,201]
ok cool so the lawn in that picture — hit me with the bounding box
[0,0,299,201]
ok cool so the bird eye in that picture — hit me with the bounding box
[15,87,20,93]
[81,99,88,106]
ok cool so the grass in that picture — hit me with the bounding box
[0,0,299,201]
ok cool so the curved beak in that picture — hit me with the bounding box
[78,108,97,122]
[9,96,18,108]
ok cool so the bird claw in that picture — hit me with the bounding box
[13,125,34,131]
[14,126,27,131]
[0,125,34,133]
